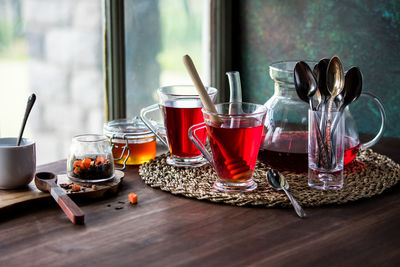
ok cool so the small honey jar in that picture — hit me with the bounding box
[104,118,157,168]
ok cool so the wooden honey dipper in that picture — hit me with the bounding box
[183,55,251,180]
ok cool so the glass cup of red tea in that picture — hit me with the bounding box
[141,85,218,167]
[189,102,267,192]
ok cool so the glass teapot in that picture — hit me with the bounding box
[259,61,386,173]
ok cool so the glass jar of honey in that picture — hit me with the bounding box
[103,118,157,169]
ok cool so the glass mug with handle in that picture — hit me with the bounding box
[189,102,267,192]
[141,85,218,167]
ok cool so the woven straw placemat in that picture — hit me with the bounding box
[139,149,400,207]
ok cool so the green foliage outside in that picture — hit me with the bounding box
[157,0,203,71]
[0,20,13,49]
[0,19,26,60]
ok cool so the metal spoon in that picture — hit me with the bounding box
[314,88,322,110]
[340,66,362,111]
[331,67,363,134]
[325,56,345,155]
[294,61,318,110]
[295,61,327,161]
[334,93,343,108]
[326,56,345,109]
[313,58,331,129]
[17,93,36,146]
[334,67,361,109]
[313,58,330,103]
[266,169,307,218]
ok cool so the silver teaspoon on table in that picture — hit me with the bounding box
[267,169,307,218]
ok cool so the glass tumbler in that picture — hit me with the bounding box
[67,134,115,183]
[308,109,345,190]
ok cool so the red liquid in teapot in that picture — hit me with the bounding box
[343,140,361,165]
[259,132,360,173]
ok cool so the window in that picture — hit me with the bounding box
[124,0,210,118]
[0,0,215,165]
[0,0,104,164]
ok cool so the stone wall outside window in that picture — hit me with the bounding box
[23,0,104,164]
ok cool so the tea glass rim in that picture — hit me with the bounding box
[157,85,218,98]
[72,134,107,143]
[202,102,267,117]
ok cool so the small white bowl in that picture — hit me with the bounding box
[0,138,36,189]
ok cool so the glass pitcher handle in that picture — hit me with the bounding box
[359,92,387,150]
[140,104,169,148]
[188,122,214,168]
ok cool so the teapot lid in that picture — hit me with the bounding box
[270,61,317,84]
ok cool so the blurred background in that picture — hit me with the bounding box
[0,0,399,165]
[0,0,205,164]
[233,0,400,140]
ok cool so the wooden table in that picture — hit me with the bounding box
[1,137,400,266]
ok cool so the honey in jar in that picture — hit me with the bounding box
[104,118,157,167]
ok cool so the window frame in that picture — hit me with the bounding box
[104,0,126,121]
[210,0,233,103]
[104,0,232,119]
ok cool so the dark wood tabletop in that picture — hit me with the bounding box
[1,136,400,266]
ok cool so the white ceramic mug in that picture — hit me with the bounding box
[0,138,36,189]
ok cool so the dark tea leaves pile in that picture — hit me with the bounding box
[70,156,113,180]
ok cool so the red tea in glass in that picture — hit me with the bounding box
[162,100,207,158]
[207,123,264,182]
[259,131,361,173]
[189,103,267,192]
[141,85,218,167]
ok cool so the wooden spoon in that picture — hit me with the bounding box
[182,55,218,116]
[183,55,249,180]
[35,172,85,225]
